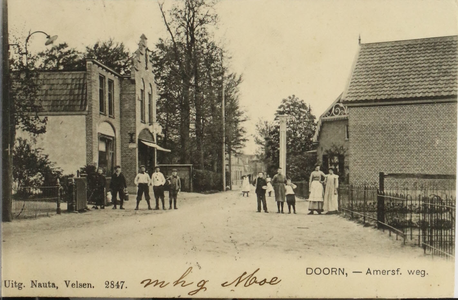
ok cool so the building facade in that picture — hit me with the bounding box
[341,35,457,185]
[312,94,349,183]
[18,35,169,188]
[229,154,264,186]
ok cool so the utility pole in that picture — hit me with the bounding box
[2,0,12,222]
[221,52,226,191]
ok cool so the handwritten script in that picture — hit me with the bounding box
[140,267,281,295]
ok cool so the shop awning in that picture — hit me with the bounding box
[141,140,171,152]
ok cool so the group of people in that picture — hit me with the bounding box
[246,169,298,214]
[308,164,339,215]
[90,166,181,211]
[242,165,339,215]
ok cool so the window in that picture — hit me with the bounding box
[345,125,349,140]
[108,79,114,118]
[99,75,106,114]
[148,84,153,124]
[140,79,145,123]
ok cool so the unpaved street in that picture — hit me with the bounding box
[2,190,453,298]
[2,190,438,261]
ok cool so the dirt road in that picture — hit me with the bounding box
[2,190,453,298]
[3,190,437,260]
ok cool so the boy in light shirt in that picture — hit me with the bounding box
[285,178,297,214]
[134,165,152,210]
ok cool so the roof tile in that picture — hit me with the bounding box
[36,72,87,112]
[343,36,458,102]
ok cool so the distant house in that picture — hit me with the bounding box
[229,154,264,185]
[340,35,457,185]
[16,35,170,188]
[312,93,349,183]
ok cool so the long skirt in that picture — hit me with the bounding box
[323,188,339,212]
[308,180,323,211]
[274,184,286,202]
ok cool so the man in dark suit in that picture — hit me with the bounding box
[253,172,268,213]
[110,165,127,210]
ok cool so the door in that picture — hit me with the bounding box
[98,134,115,175]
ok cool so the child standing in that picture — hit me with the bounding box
[266,175,274,197]
[285,179,297,214]
[241,176,251,197]
[166,168,181,209]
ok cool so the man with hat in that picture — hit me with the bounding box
[110,165,127,209]
[134,165,152,210]
[166,168,182,209]
[152,166,166,210]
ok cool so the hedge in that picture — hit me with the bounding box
[193,169,223,193]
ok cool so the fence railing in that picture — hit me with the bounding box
[339,184,380,227]
[12,185,62,219]
[339,173,456,259]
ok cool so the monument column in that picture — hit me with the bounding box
[278,115,287,178]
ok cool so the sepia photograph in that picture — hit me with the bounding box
[1,0,457,298]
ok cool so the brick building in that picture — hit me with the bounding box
[340,35,457,185]
[312,93,349,183]
[17,35,170,188]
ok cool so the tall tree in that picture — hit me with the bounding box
[254,95,316,180]
[158,0,218,166]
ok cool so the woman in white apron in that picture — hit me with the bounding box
[323,168,339,214]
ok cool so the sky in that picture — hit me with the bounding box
[8,0,458,154]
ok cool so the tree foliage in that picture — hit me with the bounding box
[9,46,48,135]
[254,95,316,180]
[34,39,131,74]
[12,138,62,193]
[36,42,85,70]
[154,0,247,172]
[85,39,131,74]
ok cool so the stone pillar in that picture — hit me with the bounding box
[279,115,287,178]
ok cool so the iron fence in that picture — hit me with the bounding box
[339,184,379,227]
[339,173,456,259]
[12,185,62,219]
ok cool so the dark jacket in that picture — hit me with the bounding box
[253,177,267,195]
[166,175,181,191]
[94,174,106,193]
[110,172,127,190]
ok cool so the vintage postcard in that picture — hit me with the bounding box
[2,0,457,298]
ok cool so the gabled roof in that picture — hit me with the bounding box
[312,93,347,143]
[36,72,87,113]
[342,35,458,103]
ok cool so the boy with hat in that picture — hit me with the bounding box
[166,168,181,209]
[134,165,152,210]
